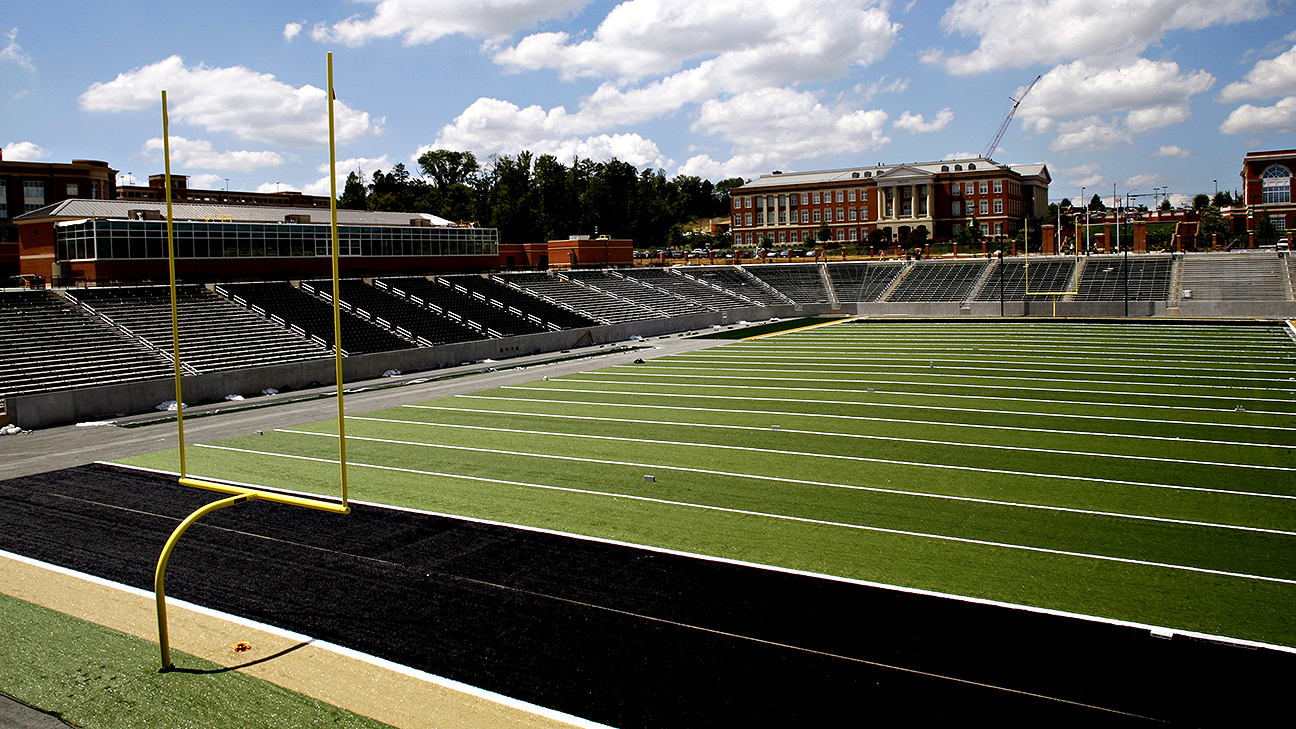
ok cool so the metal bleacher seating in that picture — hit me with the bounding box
[69,286,330,373]
[326,279,483,346]
[1073,255,1173,301]
[378,277,549,338]
[0,290,173,404]
[681,267,786,306]
[621,268,756,312]
[887,261,988,302]
[975,259,1076,301]
[826,262,906,302]
[563,270,707,317]
[218,282,410,355]
[743,265,831,304]
[1177,253,1291,301]
[499,272,663,324]
[447,275,599,331]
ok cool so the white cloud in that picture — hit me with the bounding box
[187,174,228,189]
[0,28,34,72]
[1149,145,1191,158]
[1021,58,1213,126]
[3,140,50,160]
[311,0,591,46]
[1219,44,1296,102]
[79,56,381,147]
[143,136,286,171]
[494,0,900,86]
[1050,117,1131,152]
[894,108,953,133]
[1219,97,1296,135]
[424,99,668,168]
[687,87,890,175]
[929,0,1272,75]
[1124,173,1162,188]
[294,155,395,197]
[255,181,302,194]
[855,76,909,101]
[283,22,303,41]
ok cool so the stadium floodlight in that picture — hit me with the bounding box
[153,55,352,671]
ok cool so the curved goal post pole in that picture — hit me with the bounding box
[154,57,351,670]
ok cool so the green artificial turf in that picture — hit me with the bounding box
[117,320,1296,648]
[0,593,392,729]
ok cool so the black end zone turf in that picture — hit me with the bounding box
[2,464,1290,727]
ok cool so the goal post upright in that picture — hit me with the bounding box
[153,54,352,671]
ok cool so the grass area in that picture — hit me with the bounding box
[0,593,391,729]
[119,320,1296,648]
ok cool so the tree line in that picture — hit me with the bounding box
[338,150,745,248]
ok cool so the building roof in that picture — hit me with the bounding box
[14,198,454,227]
[737,158,1049,190]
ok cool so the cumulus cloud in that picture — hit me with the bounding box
[0,28,34,71]
[143,136,286,171]
[928,0,1272,75]
[425,98,668,168]
[1020,58,1213,127]
[894,108,953,133]
[283,22,303,41]
[1220,45,1296,102]
[494,0,900,86]
[3,140,50,160]
[684,87,890,175]
[311,0,591,46]
[79,56,381,147]
[1050,117,1131,152]
[1219,97,1296,135]
[1149,145,1191,158]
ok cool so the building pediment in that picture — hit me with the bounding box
[872,165,933,183]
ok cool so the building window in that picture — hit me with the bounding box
[1272,215,1287,230]
[778,232,787,243]
[779,212,786,223]
[951,183,960,196]
[836,230,845,241]
[836,208,844,221]
[766,195,775,208]
[800,210,808,223]
[849,229,858,241]
[849,208,858,221]
[23,181,44,212]
[860,207,869,221]
[813,192,821,204]
[994,223,1003,236]
[980,200,989,215]
[1262,166,1291,204]
[836,190,844,203]
[745,197,752,208]
[0,180,6,218]
[755,212,764,224]
[994,199,1003,214]
[66,183,79,197]
[801,193,809,204]
[813,210,822,223]
[848,189,856,202]
[979,182,989,195]
[745,213,752,226]
[981,223,990,234]
[778,195,786,206]
[952,201,961,216]
[993,180,1003,193]
[733,198,742,210]
[732,215,739,228]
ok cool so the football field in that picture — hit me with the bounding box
[118,319,1296,649]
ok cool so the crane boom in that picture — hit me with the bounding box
[982,74,1041,160]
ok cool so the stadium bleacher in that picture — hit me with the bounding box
[217,282,411,354]
[563,270,708,317]
[743,265,831,304]
[0,290,173,402]
[447,275,600,331]
[975,259,1077,301]
[379,277,550,338]
[499,272,664,324]
[887,261,988,302]
[1074,255,1173,301]
[327,279,483,346]
[826,262,905,302]
[621,268,756,312]
[69,286,330,373]
[680,267,786,306]
[1177,253,1290,301]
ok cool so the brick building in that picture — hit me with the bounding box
[0,151,117,280]
[1240,149,1295,240]
[729,158,1050,248]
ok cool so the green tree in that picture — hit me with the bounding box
[1192,193,1210,211]
[338,171,367,210]
[1252,213,1279,247]
[417,149,480,222]
[1089,193,1106,211]
[1197,206,1230,248]
[1212,191,1235,207]
[1159,198,1172,212]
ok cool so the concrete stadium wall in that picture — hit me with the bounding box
[1170,301,1296,318]
[847,301,1164,317]
[5,303,809,429]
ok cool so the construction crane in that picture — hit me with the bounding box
[982,74,1041,161]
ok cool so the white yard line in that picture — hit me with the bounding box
[191,443,1296,587]
[446,396,1293,449]
[540,378,1296,416]
[386,408,1293,472]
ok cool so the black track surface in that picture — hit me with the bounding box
[2,464,1291,728]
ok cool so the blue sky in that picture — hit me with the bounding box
[3,1,1293,207]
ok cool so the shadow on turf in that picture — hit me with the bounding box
[160,641,311,675]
